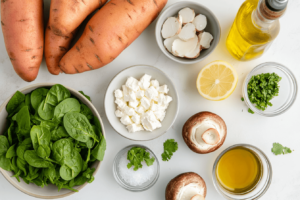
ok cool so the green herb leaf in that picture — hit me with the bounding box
[241,97,244,101]
[248,108,255,114]
[272,143,292,155]
[127,147,155,171]
[162,139,178,161]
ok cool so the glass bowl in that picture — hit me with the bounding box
[242,62,297,117]
[212,144,272,200]
[112,144,160,192]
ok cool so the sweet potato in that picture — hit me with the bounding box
[45,0,107,75]
[1,0,44,82]
[59,0,168,74]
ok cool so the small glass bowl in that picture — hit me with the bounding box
[242,62,297,117]
[112,144,160,192]
[212,144,272,200]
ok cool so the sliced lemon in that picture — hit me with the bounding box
[196,60,238,101]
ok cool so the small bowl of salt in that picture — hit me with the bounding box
[113,144,160,192]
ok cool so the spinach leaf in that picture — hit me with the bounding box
[16,106,31,136]
[31,173,46,188]
[25,94,33,114]
[43,165,58,184]
[52,138,74,165]
[30,113,44,125]
[91,118,106,161]
[38,100,55,120]
[7,123,17,146]
[17,138,32,160]
[79,91,91,102]
[80,104,93,121]
[56,179,78,192]
[0,135,12,170]
[82,148,90,171]
[91,136,106,161]
[59,152,82,181]
[6,144,17,159]
[0,155,11,171]
[17,157,28,176]
[51,126,69,141]
[64,112,99,143]
[52,138,82,180]
[11,157,21,182]
[30,126,51,159]
[6,91,25,114]
[46,84,71,106]
[0,135,10,156]
[31,88,49,111]
[40,120,59,132]
[24,150,53,168]
[7,102,26,119]
[69,168,95,188]
[54,98,81,122]
[25,165,39,181]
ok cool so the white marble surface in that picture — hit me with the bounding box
[1,0,300,199]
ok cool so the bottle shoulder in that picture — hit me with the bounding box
[235,1,280,44]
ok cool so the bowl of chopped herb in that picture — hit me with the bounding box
[242,62,297,117]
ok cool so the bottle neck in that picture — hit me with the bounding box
[252,0,285,29]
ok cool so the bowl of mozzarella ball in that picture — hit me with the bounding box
[105,65,179,141]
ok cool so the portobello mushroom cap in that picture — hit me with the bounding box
[165,172,207,200]
[182,111,227,154]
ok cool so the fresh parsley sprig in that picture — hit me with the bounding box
[162,139,178,161]
[247,73,281,113]
[272,143,292,155]
[127,147,155,171]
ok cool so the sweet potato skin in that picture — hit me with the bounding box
[45,24,76,75]
[45,0,107,75]
[1,0,44,82]
[59,0,168,74]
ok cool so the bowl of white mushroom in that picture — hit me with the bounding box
[155,1,221,64]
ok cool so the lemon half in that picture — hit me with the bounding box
[196,61,238,101]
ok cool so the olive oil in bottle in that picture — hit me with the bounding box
[216,146,263,194]
[226,0,288,61]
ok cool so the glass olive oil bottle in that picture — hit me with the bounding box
[216,146,263,194]
[226,0,288,61]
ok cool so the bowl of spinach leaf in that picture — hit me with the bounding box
[0,83,106,199]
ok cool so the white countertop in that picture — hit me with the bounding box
[1,0,300,199]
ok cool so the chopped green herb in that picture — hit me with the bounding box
[248,108,254,114]
[162,139,178,161]
[272,143,292,155]
[247,73,281,112]
[241,97,244,101]
[127,147,155,171]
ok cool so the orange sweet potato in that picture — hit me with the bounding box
[59,0,168,74]
[45,0,107,75]
[1,0,44,82]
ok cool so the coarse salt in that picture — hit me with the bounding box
[118,152,155,187]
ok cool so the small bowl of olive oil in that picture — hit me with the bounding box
[212,144,272,199]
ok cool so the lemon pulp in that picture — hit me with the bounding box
[196,60,238,101]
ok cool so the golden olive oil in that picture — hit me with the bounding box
[216,146,263,194]
[226,0,283,61]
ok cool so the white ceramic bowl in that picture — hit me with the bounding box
[155,1,221,64]
[105,65,179,141]
[0,83,106,199]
